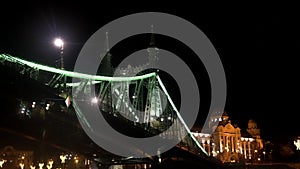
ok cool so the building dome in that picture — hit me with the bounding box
[222,111,229,121]
[247,119,258,129]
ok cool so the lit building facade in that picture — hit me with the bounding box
[192,111,264,163]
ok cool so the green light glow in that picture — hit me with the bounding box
[0,53,206,155]
[0,54,156,81]
[156,75,208,155]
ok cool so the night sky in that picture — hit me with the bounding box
[0,3,299,144]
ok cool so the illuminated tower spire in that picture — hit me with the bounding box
[105,31,110,52]
[147,25,159,68]
[149,25,155,47]
[99,31,113,76]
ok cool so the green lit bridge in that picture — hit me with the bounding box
[0,53,224,169]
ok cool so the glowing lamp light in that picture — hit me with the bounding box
[19,163,25,169]
[60,155,67,163]
[84,159,90,165]
[32,102,36,108]
[65,96,71,107]
[54,38,64,48]
[91,97,98,104]
[294,138,300,150]
[38,163,44,169]
[46,160,54,169]
[46,103,50,110]
[0,160,6,168]
[74,157,79,164]
[30,165,36,169]
[46,164,51,169]
[48,160,53,167]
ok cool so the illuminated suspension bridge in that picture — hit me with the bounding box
[0,52,224,168]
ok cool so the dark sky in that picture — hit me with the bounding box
[0,3,299,143]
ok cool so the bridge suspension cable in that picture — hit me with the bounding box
[0,53,207,156]
[0,54,156,82]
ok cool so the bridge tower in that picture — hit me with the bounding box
[144,25,163,127]
[98,32,114,114]
[147,25,159,68]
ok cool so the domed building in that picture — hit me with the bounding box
[192,111,264,163]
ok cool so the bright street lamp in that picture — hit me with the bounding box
[53,37,67,91]
[53,38,64,69]
[54,38,64,48]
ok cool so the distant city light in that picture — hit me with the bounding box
[32,101,36,108]
[46,103,50,110]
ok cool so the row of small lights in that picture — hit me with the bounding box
[0,154,88,169]
[0,159,53,169]
[19,101,52,115]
